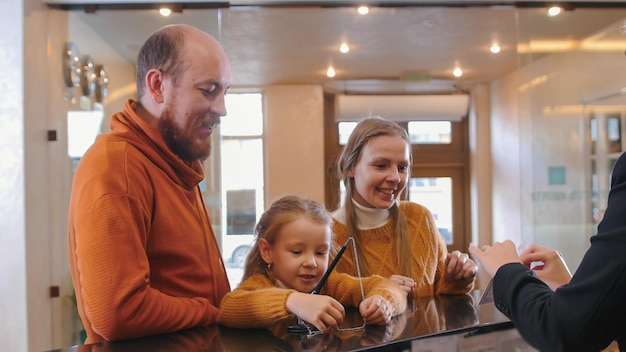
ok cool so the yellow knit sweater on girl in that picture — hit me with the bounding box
[218,272,406,328]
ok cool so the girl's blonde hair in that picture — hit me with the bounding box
[243,195,333,281]
[335,116,418,279]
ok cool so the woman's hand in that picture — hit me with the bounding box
[360,310,408,346]
[445,250,478,280]
[520,244,572,290]
[286,292,345,333]
[468,240,523,277]
[389,274,415,295]
[359,295,393,325]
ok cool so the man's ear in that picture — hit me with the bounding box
[258,238,272,264]
[145,69,165,104]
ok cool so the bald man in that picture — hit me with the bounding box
[68,24,231,343]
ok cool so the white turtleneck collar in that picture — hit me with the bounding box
[332,199,390,230]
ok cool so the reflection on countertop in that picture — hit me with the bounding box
[45,292,526,352]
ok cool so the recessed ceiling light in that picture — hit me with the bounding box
[547,6,561,16]
[340,43,350,53]
[453,67,463,77]
[159,8,172,16]
[357,6,369,15]
[490,44,501,54]
[327,67,336,78]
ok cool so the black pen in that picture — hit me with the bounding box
[463,321,514,338]
[310,238,351,294]
[287,238,352,334]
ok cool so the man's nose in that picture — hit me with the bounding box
[212,94,227,117]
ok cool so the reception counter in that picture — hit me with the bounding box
[46,291,538,352]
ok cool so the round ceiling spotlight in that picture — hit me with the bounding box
[547,6,562,17]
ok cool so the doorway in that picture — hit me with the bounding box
[408,166,468,253]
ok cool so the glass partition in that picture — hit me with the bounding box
[512,9,626,271]
[55,3,626,345]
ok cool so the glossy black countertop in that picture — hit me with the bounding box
[46,291,532,352]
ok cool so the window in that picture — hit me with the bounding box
[338,121,357,145]
[218,93,264,289]
[588,110,626,231]
[67,109,104,159]
[407,121,451,144]
[338,120,452,145]
[408,177,453,244]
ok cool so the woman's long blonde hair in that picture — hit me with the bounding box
[243,195,333,281]
[335,116,416,278]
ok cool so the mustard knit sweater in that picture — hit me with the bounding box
[217,272,406,328]
[332,201,474,297]
[68,100,230,343]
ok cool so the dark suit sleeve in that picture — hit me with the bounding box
[492,152,626,352]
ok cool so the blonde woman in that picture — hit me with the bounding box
[332,117,477,297]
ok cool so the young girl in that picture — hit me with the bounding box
[332,116,477,297]
[217,195,407,333]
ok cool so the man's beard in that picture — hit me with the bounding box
[158,106,212,164]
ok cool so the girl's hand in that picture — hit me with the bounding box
[359,295,393,325]
[286,292,345,333]
[445,250,478,280]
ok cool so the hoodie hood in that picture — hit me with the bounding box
[109,99,205,190]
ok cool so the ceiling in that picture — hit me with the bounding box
[56,1,626,94]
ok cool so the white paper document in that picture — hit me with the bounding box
[478,278,494,305]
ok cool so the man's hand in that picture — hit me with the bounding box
[520,244,572,290]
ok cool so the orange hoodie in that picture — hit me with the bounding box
[68,100,230,343]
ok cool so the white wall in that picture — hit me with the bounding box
[0,0,27,351]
